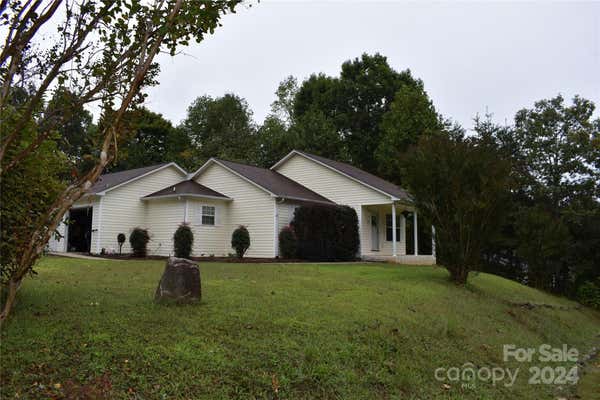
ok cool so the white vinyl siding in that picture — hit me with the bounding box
[144,198,185,256]
[275,153,392,256]
[94,165,186,254]
[194,162,276,258]
[187,199,230,256]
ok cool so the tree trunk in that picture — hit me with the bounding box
[449,266,469,285]
[0,278,21,327]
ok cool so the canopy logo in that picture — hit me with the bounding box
[434,344,579,389]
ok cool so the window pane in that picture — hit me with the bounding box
[385,214,401,242]
[202,206,215,216]
[202,215,215,225]
[201,206,215,225]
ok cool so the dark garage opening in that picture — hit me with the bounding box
[67,207,93,253]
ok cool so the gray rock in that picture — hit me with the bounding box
[154,257,201,304]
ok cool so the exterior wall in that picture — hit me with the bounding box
[94,166,185,254]
[194,163,276,258]
[275,154,392,256]
[144,198,185,256]
[187,198,231,256]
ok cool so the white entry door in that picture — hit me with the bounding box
[371,214,379,251]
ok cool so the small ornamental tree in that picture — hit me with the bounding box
[117,233,126,254]
[173,224,194,259]
[402,134,511,284]
[279,226,297,259]
[231,226,250,258]
[129,228,150,258]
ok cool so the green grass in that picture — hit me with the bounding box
[1,257,599,399]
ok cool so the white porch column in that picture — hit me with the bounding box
[432,225,436,257]
[391,202,397,257]
[400,214,406,255]
[413,211,418,255]
[183,199,189,223]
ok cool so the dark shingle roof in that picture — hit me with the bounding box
[143,180,230,200]
[214,159,334,204]
[292,151,412,202]
[89,163,177,194]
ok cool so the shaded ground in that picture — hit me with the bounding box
[1,257,599,399]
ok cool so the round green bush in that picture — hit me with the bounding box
[173,224,194,258]
[279,226,297,259]
[231,225,250,258]
[129,227,150,257]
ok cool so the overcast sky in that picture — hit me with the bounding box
[144,1,600,131]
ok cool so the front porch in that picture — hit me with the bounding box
[359,203,436,265]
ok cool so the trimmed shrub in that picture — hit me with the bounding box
[117,233,126,254]
[129,227,150,257]
[173,223,194,258]
[231,225,250,258]
[576,279,600,309]
[292,204,359,261]
[279,225,297,259]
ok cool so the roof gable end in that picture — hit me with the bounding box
[271,150,412,203]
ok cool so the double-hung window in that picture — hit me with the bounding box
[201,205,215,226]
[385,214,401,242]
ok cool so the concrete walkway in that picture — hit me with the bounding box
[48,252,119,261]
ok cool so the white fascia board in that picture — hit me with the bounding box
[141,194,232,201]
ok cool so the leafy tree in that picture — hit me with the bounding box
[44,87,96,174]
[270,75,298,127]
[512,95,599,207]
[375,83,442,182]
[256,115,297,167]
[402,134,512,284]
[293,53,434,174]
[117,233,126,254]
[290,109,345,160]
[475,96,600,295]
[0,0,241,323]
[112,108,193,171]
[180,94,258,165]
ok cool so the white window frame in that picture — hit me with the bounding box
[200,205,216,226]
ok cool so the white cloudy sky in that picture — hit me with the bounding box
[144,1,600,131]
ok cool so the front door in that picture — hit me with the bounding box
[371,214,379,251]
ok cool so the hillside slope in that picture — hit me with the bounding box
[1,257,599,399]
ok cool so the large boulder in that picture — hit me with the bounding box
[154,257,201,304]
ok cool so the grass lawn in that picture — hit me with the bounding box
[1,257,599,399]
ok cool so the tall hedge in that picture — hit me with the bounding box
[291,204,359,261]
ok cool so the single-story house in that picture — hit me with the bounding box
[49,150,435,264]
